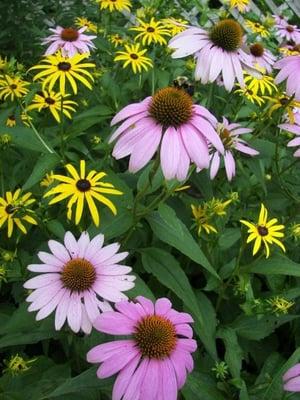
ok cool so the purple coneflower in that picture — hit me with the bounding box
[209,117,259,181]
[279,119,300,157]
[275,22,300,43]
[273,15,288,27]
[23,231,135,334]
[87,296,197,400]
[274,55,300,100]
[42,26,96,57]
[168,19,256,91]
[248,43,276,73]
[283,363,300,392]
[109,87,224,181]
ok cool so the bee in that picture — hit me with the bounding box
[173,76,194,96]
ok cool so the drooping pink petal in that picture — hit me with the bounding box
[97,346,140,379]
[93,311,136,335]
[160,127,181,180]
[112,354,141,400]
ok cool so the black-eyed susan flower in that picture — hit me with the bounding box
[229,0,250,13]
[265,93,300,124]
[240,204,285,258]
[114,43,153,73]
[0,75,29,101]
[0,190,37,238]
[235,84,265,106]
[191,204,217,235]
[40,171,55,187]
[161,18,188,36]
[74,17,97,33]
[6,115,16,127]
[243,72,277,96]
[109,34,124,47]
[245,20,269,37]
[44,160,123,226]
[27,90,77,123]
[29,51,95,95]
[130,18,171,46]
[96,0,131,12]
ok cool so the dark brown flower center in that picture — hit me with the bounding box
[8,115,16,121]
[45,97,55,105]
[5,204,15,214]
[250,43,264,57]
[76,179,91,192]
[219,127,233,148]
[61,28,79,42]
[10,84,17,89]
[61,258,96,292]
[210,19,243,52]
[280,97,289,105]
[286,25,294,33]
[134,315,177,359]
[149,87,193,128]
[58,62,71,71]
[293,44,300,53]
[257,225,268,236]
[147,27,155,32]
[130,53,139,60]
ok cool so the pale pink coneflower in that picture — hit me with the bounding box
[279,119,300,157]
[275,23,300,43]
[42,26,96,57]
[209,117,259,181]
[168,19,256,91]
[109,86,224,181]
[272,15,288,28]
[283,363,300,392]
[23,231,135,334]
[87,296,197,400]
[248,43,276,73]
[274,55,300,100]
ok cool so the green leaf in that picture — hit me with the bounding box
[89,208,132,240]
[231,314,299,340]
[23,153,60,190]
[45,366,113,398]
[126,273,155,301]
[67,106,113,135]
[141,247,217,359]
[243,255,300,277]
[7,127,53,152]
[182,371,226,400]
[217,327,243,379]
[262,348,300,400]
[146,206,219,279]
[218,228,241,250]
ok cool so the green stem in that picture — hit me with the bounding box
[60,96,66,161]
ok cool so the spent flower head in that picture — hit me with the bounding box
[3,354,37,376]
[267,296,294,316]
[212,361,229,380]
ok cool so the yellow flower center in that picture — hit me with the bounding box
[76,179,91,192]
[61,258,96,292]
[57,62,72,71]
[210,19,243,52]
[134,315,177,359]
[250,43,264,57]
[61,28,79,42]
[149,87,193,127]
[257,225,268,236]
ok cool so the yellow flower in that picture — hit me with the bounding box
[209,198,232,216]
[109,34,124,47]
[191,204,217,235]
[97,0,131,12]
[235,85,265,106]
[29,51,95,95]
[264,93,300,124]
[130,18,171,46]
[3,354,37,376]
[245,20,269,37]
[20,112,33,127]
[0,55,8,71]
[229,0,250,12]
[267,296,294,315]
[40,171,55,187]
[0,189,37,238]
[0,134,12,145]
[240,204,285,258]
[288,223,300,241]
[114,43,153,73]
[27,90,77,123]
[0,265,7,283]
[243,72,277,96]
[6,115,16,127]
[74,17,97,33]
[161,18,188,36]
[44,160,123,226]
[0,75,29,101]
[279,44,300,57]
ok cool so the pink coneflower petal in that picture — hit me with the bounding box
[97,346,139,379]
[181,124,209,169]
[160,127,181,179]
[24,231,135,333]
[123,358,149,400]
[112,354,141,400]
